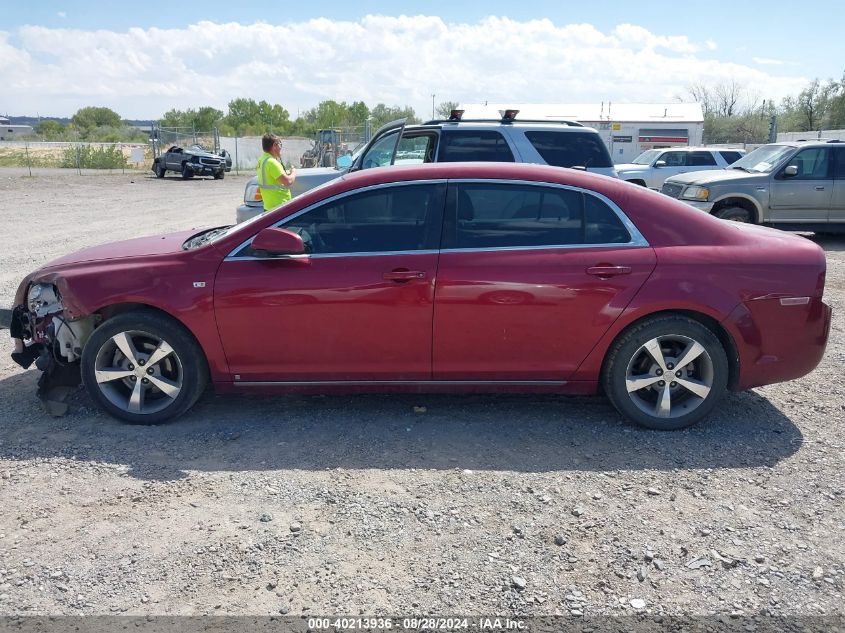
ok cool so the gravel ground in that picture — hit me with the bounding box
[0,168,843,619]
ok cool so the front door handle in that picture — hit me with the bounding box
[586,265,632,278]
[815,186,825,191]
[383,269,426,282]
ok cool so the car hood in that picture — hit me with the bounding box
[289,166,347,196]
[614,163,648,173]
[41,229,200,269]
[665,168,764,186]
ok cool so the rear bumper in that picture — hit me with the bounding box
[725,297,832,390]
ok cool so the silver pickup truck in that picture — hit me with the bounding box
[660,140,845,232]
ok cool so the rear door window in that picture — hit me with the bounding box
[445,183,631,250]
[718,150,743,164]
[690,151,718,166]
[524,131,613,168]
[835,147,845,179]
[438,130,514,162]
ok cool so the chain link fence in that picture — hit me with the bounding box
[0,141,151,175]
[0,125,373,176]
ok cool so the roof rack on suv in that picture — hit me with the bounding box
[423,108,584,127]
[423,117,584,127]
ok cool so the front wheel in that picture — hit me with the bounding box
[715,206,752,223]
[181,163,194,179]
[80,311,208,424]
[214,170,224,180]
[602,316,728,430]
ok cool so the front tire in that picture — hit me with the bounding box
[602,315,728,430]
[715,206,752,223]
[81,311,208,424]
[214,169,224,180]
[181,163,194,179]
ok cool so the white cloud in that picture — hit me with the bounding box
[1,17,810,119]
[753,57,785,66]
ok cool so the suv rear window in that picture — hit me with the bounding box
[718,151,743,164]
[439,130,514,162]
[524,131,613,168]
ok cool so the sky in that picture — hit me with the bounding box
[2,0,843,120]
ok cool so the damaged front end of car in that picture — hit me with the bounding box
[11,281,96,415]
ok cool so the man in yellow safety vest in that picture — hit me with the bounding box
[256,133,297,211]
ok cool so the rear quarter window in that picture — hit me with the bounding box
[438,130,514,162]
[524,131,613,168]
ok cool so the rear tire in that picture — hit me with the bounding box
[715,206,752,223]
[602,315,728,430]
[154,162,165,178]
[80,311,208,425]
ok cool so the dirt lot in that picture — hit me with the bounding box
[0,168,843,620]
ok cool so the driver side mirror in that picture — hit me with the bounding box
[251,227,305,256]
[654,160,667,168]
[783,165,798,177]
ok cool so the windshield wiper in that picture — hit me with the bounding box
[730,165,751,172]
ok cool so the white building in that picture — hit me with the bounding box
[0,116,34,140]
[459,103,704,164]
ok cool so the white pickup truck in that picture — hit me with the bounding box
[615,147,745,190]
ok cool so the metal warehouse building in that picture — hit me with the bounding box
[460,103,704,164]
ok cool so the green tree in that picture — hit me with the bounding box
[435,101,460,119]
[71,106,122,138]
[36,119,65,140]
[369,104,419,129]
[224,98,262,132]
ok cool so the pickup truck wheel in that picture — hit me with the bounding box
[715,206,752,223]
[154,163,165,178]
[214,170,224,180]
[181,163,194,179]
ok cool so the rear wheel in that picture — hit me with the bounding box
[715,206,752,223]
[154,162,165,178]
[181,163,194,179]
[81,311,208,424]
[603,316,728,430]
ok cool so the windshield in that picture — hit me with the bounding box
[631,149,661,165]
[729,144,794,173]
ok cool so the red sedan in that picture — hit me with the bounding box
[10,163,831,430]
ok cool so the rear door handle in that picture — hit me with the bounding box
[383,270,426,281]
[586,265,632,278]
[815,186,825,191]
